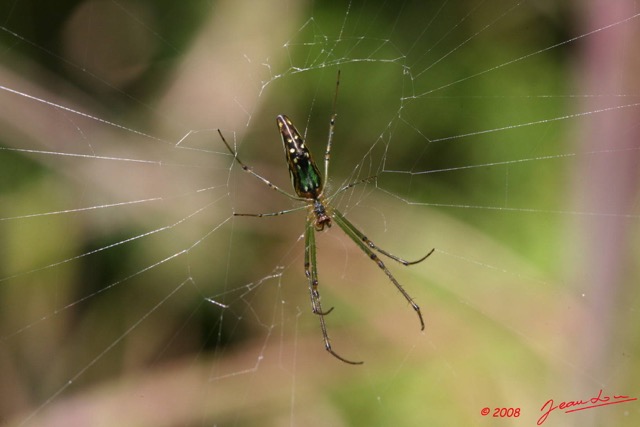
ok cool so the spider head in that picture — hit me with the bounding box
[313,199,332,231]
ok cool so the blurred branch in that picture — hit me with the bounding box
[568,1,640,424]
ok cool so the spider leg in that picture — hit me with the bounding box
[324,70,341,181]
[305,220,363,365]
[373,245,435,266]
[326,196,434,264]
[331,175,377,197]
[234,205,306,218]
[332,209,427,331]
[218,129,303,201]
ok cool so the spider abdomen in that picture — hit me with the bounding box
[277,115,324,198]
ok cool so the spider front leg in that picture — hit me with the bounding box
[305,220,363,365]
[332,209,430,331]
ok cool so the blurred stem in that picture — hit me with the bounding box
[569,0,639,414]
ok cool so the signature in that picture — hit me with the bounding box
[537,389,637,425]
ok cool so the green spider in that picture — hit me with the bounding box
[217,74,434,364]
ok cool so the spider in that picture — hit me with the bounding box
[217,72,434,364]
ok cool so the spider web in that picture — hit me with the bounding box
[1,1,639,426]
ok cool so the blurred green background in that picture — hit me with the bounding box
[1,1,639,426]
